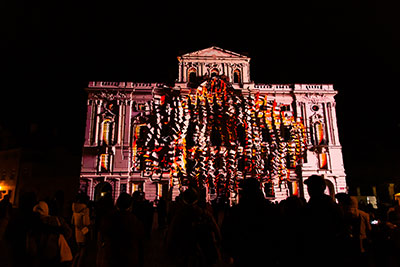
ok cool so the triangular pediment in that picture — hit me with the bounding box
[181,46,248,59]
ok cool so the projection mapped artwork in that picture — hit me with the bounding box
[80,47,347,202]
[132,77,306,198]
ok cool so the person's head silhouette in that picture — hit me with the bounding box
[182,187,199,206]
[239,178,264,203]
[304,175,326,198]
[117,193,132,211]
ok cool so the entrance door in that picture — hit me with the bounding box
[94,182,112,202]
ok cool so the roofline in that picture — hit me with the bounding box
[180,46,249,59]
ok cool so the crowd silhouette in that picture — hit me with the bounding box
[1,175,400,267]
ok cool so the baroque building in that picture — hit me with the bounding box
[80,46,346,202]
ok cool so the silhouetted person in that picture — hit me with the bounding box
[26,201,72,267]
[167,187,221,267]
[131,191,154,239]
[0,194,12,240]
[157,196,167,230]
[0,194,13,266]
[278,196,307,267]
[211,197,229,229]
[337,194,372,267]
[222,178,278,267]
[386,198,400,267]
[97,193,144,267]
[94,192,114,240]
[303,175,345,267]
[72,193,91,267]
[4,192,37,267]
[48,190,65,218]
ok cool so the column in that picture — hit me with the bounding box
[295,101,303,120]
[94,100,102,146]
[118,101,124,145]
[329,102,341,146]
[124,100,132,146]
[182,62,187,82]
[85,100,93,146]
[200,62,204,76]
[322,102,333,145]
[326,102,335,146]
[300,101,311,145]
[227,64,232,83]
[178,62,183,82]
[243,63,250,83]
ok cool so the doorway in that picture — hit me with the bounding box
[94,182,112,202]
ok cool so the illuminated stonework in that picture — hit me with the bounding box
[80,47,346,202]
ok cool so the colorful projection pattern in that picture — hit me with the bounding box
[133,77,307,196]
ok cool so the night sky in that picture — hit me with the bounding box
[2,0,399,189]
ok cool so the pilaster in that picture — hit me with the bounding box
[94,100,102,146]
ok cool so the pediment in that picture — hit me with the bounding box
[181,46,248,59]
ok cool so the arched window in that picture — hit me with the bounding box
[211,68,219,77]
[319,152,328,169]
[100,154,110,171]
[314,122,325,145]
[101,119,112,145]
[233,69,241,84]
[188,68,197,83]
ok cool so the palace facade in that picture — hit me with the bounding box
[80,47,346,202]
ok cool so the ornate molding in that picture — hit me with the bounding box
[230,63,243,69]
[296,93,331,104]
[183,62,199,68]
[204,63,222,74]
[90,91,131,101]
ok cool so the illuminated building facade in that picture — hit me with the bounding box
[80,47,346,202]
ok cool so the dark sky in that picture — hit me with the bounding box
[2,0,399,186]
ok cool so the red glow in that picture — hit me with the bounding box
[132,76,307,197]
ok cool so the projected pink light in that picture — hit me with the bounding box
[132,76,306,198]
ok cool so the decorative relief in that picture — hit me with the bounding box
[90,91,131,101]
[184,62,199,68]
[205,63,222,73]
[230,63,243,69]
[205,63,218,68]
[296,93,330,104]
[310,113,324,124]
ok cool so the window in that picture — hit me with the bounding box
[157,183,163,198]
[137,103,146,111]
[319,152,328,169]
[120,183,127,193]
[101,119,112,145]
[188,68,197,83]
[312,105,320,112]
[132,182,144,193]
[100,154,110,172]
[156,182,169,199]
[314,122,326,145]
[211,68,219,77]
[233,69,241,84]
[263,182,275,197]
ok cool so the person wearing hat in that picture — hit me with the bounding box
[304,174,328,198]
[303,175,345,267]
